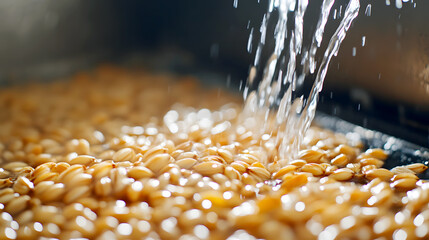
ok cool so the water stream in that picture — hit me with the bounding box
[242,0,360,162]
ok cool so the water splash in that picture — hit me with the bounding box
[242,0,360,162]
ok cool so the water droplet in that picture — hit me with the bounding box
[247,28,254,53]
[395,0,403,8]
[210,44,219,58]
[233,0,238,8]
[365,4,372,16]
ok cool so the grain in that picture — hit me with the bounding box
[5,195,30,215]
[66,139,90,155]
[359,158,384,168]
[127,166,154,180]
[64,186,91,203]
[193,161,224,176]
[273,165,298,179]
[330,153,349,167]
[290,159,307,168]
[0,68,427,240]
[144,153,172,175]
[38,183,65,203]
[364,168,394,181]
[224,166,241,180]
[330,168,354,181]
[391,166,416,175]
[362,148,388,161]
[301,163,324,176]
[404,163,428,174]
[113,148,136,162]
[69,155,96,166]
[230,161,248,173]
[13,176,34,195]
[391,178,417,190]
[298,149,326,163]
[175,158,197,170]
[248,164,270,181]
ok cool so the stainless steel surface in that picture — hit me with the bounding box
[315,112,429,179]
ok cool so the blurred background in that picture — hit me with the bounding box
[0,0,427,147]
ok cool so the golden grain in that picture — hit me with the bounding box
[404,163,428,174]
[38,183,66,203]
[330,168,354,181]
[0,168,10,178]
[390,166,416,175]
[224,166,241,180]
[301,163,324,176]
[248,166,270,180]
[66,139,90,155]
[330,154,349,167]
[362,148,388,161]
[2,162,28,171]
[289,159,307,168]
[336,144,357,158]
[94,177,113,197]
[0,190,15,204]
[13,176,34,195]
[58,163,84,178]
[236,154,259,165]
[230,161,248,174]
[64,173,92,189]
[273,165,298,179]
[16,210,33,224]
[144,153,171,175]
[34,180,55,196]
[113,148,136,162]
[298,149,326,163]
[193,161,224,176]
[392,173,419,181]
[175,158,197,170]
[53,162,70,174]
[5,195,30,215]
[69,155,96,166]
[64,186,91,203]
[217,148,233,164]
[365,168,394,181]
[0,69,427,240]
[359,158,384,168]
[127,166,154,180]
[391,178,417,190]
[91,162,114,179]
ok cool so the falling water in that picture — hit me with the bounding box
[242,0,360,162]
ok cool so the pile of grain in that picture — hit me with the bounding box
[0,66,428,240]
